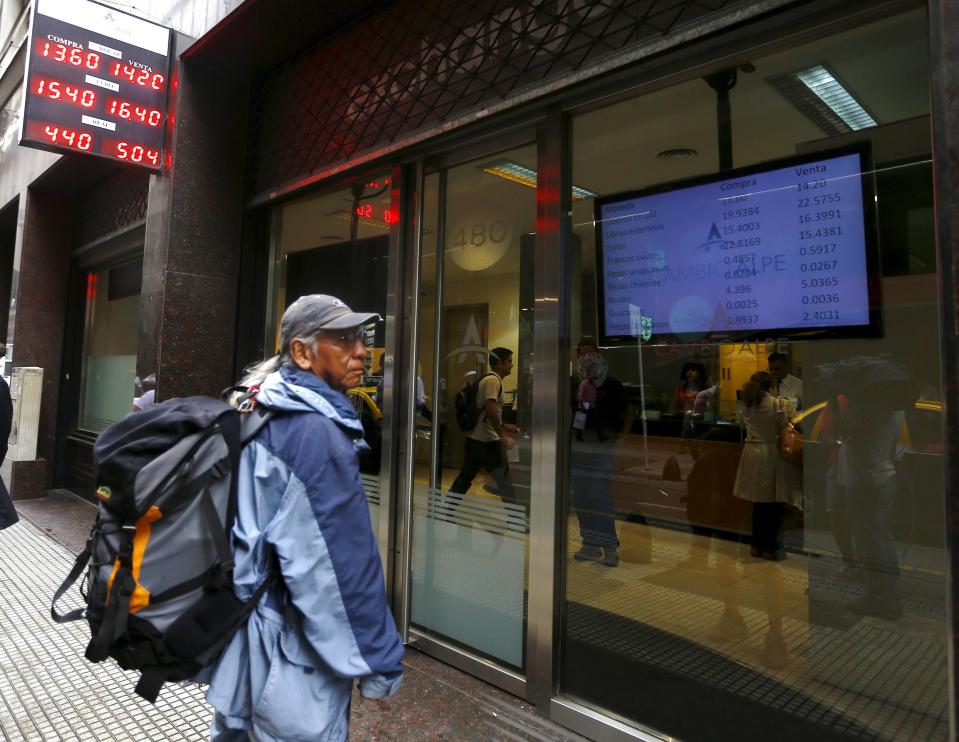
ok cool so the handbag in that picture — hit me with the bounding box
[777,399,803,466]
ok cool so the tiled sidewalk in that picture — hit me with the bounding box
[0,520,212,741]
[3,500,586,741]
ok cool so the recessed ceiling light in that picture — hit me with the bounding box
[657,147,699,159]
[481,160,598,200]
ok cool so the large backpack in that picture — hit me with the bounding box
[51,395,272,702]
[453,372,501,432]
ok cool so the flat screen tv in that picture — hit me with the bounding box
[594,145,881,345]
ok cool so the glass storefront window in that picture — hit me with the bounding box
[78,260,142,432]
[411,144,536,670]
[272,173,393,525]
[562,8,945,741]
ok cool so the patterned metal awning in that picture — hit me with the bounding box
[249,0,754,196]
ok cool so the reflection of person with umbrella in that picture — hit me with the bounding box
[819,356,918,621]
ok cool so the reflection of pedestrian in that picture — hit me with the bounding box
[449,347,520,504]
[132,373,157,411]
[0,375,17,530]
[570,345,624,567]
[732,372,798,560]
[835,397,905,619]
[817,355,918,620]
[814,395,858,580]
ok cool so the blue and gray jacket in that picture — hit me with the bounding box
[203,366,404,741]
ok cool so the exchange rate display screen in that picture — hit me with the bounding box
[19,0,171,170]
[596,146,881,344]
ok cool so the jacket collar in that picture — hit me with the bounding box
[256,366,364,437]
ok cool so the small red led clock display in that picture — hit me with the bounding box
[19,0,172,171]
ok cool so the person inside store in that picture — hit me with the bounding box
[669,361,710,453]
[768,351,802,410]
[732,371,800,561]
[570,339,627,567]
[670,361,709,415]
[448,347,521,506]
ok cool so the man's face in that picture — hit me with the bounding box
[291,327,368,391]
[495,354,514,378]
[769,360,788,381]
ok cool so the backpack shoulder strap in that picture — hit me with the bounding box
[240,405,274,445]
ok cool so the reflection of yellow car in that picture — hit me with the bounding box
[798,399,942,449]
[347,386,382,422]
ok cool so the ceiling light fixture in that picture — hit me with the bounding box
[795,65,877,130]
[766,64,877,135]
[481,160,597,200]
[657,147,699,159]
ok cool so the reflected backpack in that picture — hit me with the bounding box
[453,372,501,432]
[51,395,272,703]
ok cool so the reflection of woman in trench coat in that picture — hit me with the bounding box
[733,371,797,560]
[0,374,16,530]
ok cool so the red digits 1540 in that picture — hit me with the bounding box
[33,78,96,108]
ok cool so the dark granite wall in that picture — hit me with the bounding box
[8,188,75,496]
[139,43,251,400]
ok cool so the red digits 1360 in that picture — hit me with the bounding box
[110,62,164,91]
[38,40,100,71]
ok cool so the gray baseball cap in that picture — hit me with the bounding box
[280,294,379,350]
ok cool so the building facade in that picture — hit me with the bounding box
[3,0,959,739]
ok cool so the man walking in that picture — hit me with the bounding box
[449,347,520,504]
[204,294,404,741]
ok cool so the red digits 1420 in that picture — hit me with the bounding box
[109,62,164,91]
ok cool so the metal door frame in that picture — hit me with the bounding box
[390,124,564,701]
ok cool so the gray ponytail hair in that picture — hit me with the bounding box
[228,330,322,409]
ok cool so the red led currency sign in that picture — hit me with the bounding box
[110,140,160,166]
[37,40,100,70]
[109,62,164,91]
[354,204,398,224]
[106,97,163,127]
[33,77,97,108]
[42,124,93,151]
